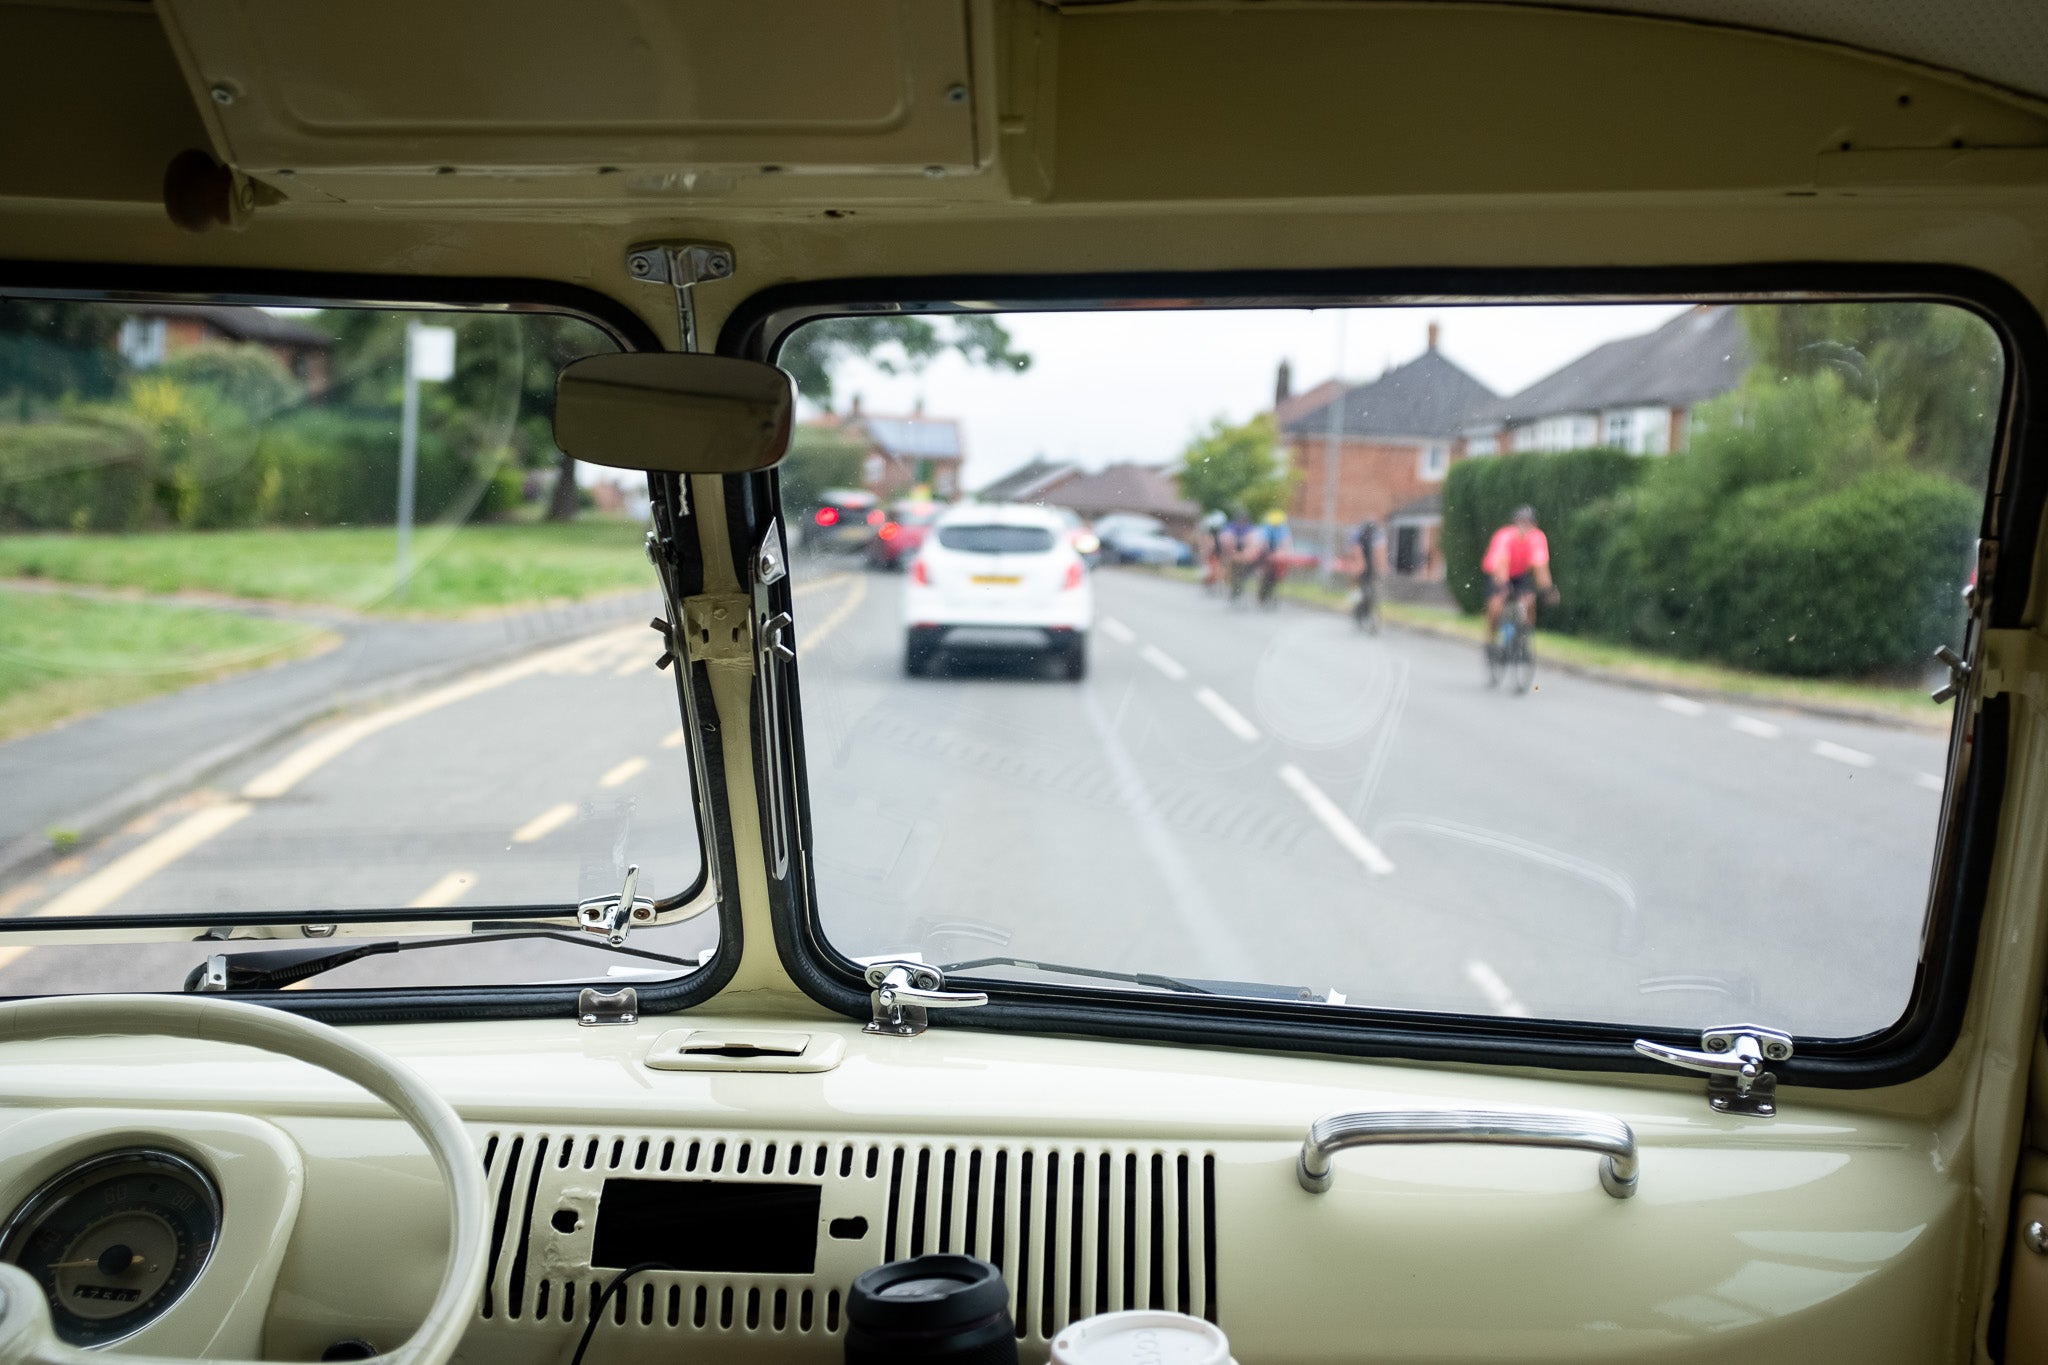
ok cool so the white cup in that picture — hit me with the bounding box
[1049,1310,1235,1365]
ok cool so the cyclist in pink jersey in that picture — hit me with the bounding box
[1482,504,1558,634]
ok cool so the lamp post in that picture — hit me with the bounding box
[1317,314,1349,587]
[395,321,456,596]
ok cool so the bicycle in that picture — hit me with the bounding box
[1486,592,1537,692]
[1351,576,1381,635]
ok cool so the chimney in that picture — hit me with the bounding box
[1274,359,1293,407]
[1427,321,1440,352]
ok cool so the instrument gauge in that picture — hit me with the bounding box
[0,1149,222,1347]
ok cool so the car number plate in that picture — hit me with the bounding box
[970,574,1022,585]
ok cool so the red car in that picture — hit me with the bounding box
[867,500,943,570]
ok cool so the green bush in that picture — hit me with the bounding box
[0,413,156,531]
[1440,445,1645,631]
[259,409,474,526]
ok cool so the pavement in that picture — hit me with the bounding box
[0,561,1952,1038]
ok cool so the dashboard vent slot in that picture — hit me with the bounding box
[884,1143,1219,1342]
[470,1130,1217,1350]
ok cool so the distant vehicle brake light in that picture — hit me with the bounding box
[815,506,840,527]
[1063,561,1085,591]
[879,522,901,541]
[867,509,885,526]
[911,558,930,586]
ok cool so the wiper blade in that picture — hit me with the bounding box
[933,956,1221,995]
[184,927,698,993]
[933,956,1332,1002]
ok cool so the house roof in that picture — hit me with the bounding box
[127,303,335,348]
[1281,348,1497,441]
[1468,304,1749,428]
[1042,463,1198,521]
[978,457,1077,502]
[855,413,963,460]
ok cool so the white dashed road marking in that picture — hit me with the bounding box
[1729,715,1781,739]
[1657,694,1706,717]
[1465,959,1533,1018]
[1193,687,1261,742]
[1100,618,1136,645]
[600,757,649,788]
[1277,764,1395,875]
[512,802,577,844]
[661,728,687,749]
[1916,772,1945,792]
[1812,740,1875,768]
[1140,645,1188,681]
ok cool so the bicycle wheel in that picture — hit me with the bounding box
[1510,629,1536,692]
[1485,630,1505,687]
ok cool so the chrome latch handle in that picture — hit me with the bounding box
[577,864,656,946]
[1297,1108,1639,1199]
[863,961,988,1037]
[1633,1024,1793,1117]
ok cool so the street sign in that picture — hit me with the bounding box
[410,324,456,382]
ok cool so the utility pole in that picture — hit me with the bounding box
[395,321,455,597]
[1317,314,1349,587]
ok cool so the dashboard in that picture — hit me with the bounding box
[0,1014,1974,1363]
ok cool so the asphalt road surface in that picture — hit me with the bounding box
[0,561,1950,1037]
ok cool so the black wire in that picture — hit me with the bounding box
[569,1262,672,1365]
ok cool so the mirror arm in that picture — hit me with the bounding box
[626,241,735,353]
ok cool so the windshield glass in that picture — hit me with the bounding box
[0,299,711,993]
[785,299,2001,1039]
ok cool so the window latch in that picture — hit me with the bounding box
[863,961,988,1037]
[1633,1024,1793,1117]
[576,864,654,946]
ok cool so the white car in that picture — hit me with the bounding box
[903,503,1094,679]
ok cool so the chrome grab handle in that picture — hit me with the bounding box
[863,962,989,1036]
[1297,1108,1639,1199]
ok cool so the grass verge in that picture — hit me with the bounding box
[0,588,335,742]
[0,520,654,617]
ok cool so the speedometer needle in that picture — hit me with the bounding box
[48,1253,144,1272]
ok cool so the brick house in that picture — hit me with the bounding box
[115,303,335,396]
[1461,304,1748,456]
[812,397,965,500]
[977,458,1199,537]
[1279,324,1497,579]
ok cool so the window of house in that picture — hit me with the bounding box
[1419,443,1450,480]
[1605,410,1633,448]
[116,316,167,368]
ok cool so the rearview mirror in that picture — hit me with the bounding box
[553,352,794,474]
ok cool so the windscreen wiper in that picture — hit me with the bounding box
[183,928,698,993]
[934,956,1333,1001]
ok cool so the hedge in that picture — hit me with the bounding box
[0,415,156,531]
[1440,446,1645,636]
[1443,447,1976,677]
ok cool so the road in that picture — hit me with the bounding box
[0,562,1949,1038]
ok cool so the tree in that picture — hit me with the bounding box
[1740,302,2003,484]
[778,316,1029,405]
[0,300,127,416]
[779,424,868,514]
[1174,413,1294,517]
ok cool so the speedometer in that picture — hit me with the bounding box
[0,1149,222,1347]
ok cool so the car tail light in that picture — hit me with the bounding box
[867,509,885,526]
[815,506,840,527]
[1063,561,1085,591]
[879,521,901,541]
[911,558,930,586]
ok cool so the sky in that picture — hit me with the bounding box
[813,304,1693,489]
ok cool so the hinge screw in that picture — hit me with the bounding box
[628,253,656,277]
[2027,1221,2048,1255]
[209,83,238,106]
[945,84,969,103]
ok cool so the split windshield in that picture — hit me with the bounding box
[0,300,710,994]
[785,299,2003,1039]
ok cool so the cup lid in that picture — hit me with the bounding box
[1050,1310,1231,1365]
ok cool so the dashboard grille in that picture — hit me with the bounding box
[473,1130,1218,1350]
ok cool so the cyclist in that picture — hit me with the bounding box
[1342,518,1386,628]
[1222,506,1258,601]
[1198,509,1228,593]
[1253,509,1292,607]
[1483,504,1558,639]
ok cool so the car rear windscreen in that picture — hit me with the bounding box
[937,526,1055,553]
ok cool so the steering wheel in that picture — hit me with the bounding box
[0,995,487,1365]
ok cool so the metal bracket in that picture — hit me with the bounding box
[1932,644,1971,704]
[1633,1024,1793,1117]
[575,864,655,947]
[577,986,640,1027]
[193,954,229,992]
[863,961,989,1037]
[624,241,734,353]
[751,521,795,876]
[1980,628,2048,708]
[680,593,753,663]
